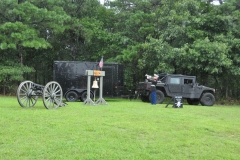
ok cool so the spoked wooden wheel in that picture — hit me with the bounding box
[43,81,63,109]
[17,81,38,108]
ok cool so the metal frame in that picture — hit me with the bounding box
[84,70,107,105]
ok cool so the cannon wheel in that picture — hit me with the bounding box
[17,81,38,108]
[43,81,63,109]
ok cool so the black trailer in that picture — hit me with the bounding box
[53,61,124,102]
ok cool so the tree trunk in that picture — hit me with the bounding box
[225,81,228,98]
[3,84,6,96]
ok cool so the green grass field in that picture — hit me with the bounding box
[1,96,240,160]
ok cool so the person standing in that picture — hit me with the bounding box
[147,74,159,105]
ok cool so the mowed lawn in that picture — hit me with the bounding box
[0,96,240,160]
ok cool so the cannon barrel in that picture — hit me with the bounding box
[32,83,44,90]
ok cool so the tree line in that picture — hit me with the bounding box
[0,0,239,101]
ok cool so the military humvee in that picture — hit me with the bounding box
[137,73,215,106]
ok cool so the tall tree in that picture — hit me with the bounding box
[0,0,70,93]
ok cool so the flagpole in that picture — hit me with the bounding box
[96,56,107,105]
[99,56,103,71]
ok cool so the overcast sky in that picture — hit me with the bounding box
[212,0,220,5]
[99,0,104,5]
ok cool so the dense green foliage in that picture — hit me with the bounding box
[0,0,240,100]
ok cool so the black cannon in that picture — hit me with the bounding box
[17,81,66,109]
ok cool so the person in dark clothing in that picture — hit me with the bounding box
[146,74,159,105]
[147,74,159,85]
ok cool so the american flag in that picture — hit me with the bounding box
[99,57,103,68]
